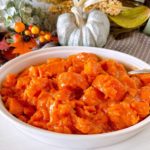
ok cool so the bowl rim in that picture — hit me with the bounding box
[0,46,150,140]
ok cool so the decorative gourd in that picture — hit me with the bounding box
[57,5,110,47]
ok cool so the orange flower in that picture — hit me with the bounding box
[11,38,37,55]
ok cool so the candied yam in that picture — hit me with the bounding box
[93,109,109,124]
[57,72,89,90]
[18,115,28,122]
[0,88,14,98]
[107,102,139,130]
[140,86,150,103]
[81,87,104,105]
[75,53,99,62]
[72,115,103,134]
[138,74,150,85]
[29,66,39,77]
[68,53,99,72]
[131,101,149,119]
[68,66,83,73]
[25,96,38,106]
[101,60,138,96]
[47,58,71,72]
[38,60,66,78]
[123,95,149,119]
[58,104,73,116]
[49,101,72,125]
[7,98,24,116]
[29,120,48,129]
[1,53,150,134]
[29,110,43,121]
[131,76,143,88]
[2,74,17,87]
[100,60,127,78]
[58,117,73,128]
[37,91,53,109]
[47,58,64,64]
[53,88,73,101]
[123,95,140,103]
[69,53,99,64]
[24,77,50,99]
[82,106,97,120]
[119,75,137,96]
[73,115,95,134]
[93,74,126,101]
[84,60,103,76]
[83,105,96,113]
[23,106,35,117]
[16,76,31,89]
[40,108,50,121]
[47,124,72,134]
[120,75,137,89]
[49,101,73,129]
[49,100,60,124]
[29,109,49,122]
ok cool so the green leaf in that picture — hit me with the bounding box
[7,38,14,44]
[6,1,15,9]
[109,6,150,29]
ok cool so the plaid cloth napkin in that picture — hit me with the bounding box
[104,31,150,64]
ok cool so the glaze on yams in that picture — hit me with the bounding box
[1,53,150,134]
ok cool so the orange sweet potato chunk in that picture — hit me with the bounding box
[57,72,89,90]
[107,102,139,130]
[93,74,127,101]
[38,62,66,78]
[131,101,149,119]
[69,53,99,66]
[100,59,127,78]
[72,115,103,134]
[131,76,143,89]
[7,98,24,116]
[84,60,103,76]
[67,53,99,73]
[81,87,104,105]
[53,88,74,101]
[138,74,150,85]
[36,90,52,109]
[16,76,31,89]
[119,75,138,96]
[140,86,150,103]
[24,77,50,99]
[2,74,17,87]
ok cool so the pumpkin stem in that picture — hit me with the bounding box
[71,7,85,27]
[73,0,79,7]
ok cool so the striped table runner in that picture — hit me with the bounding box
[104,31,150,64]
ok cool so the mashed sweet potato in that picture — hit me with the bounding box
[1,53,150,134]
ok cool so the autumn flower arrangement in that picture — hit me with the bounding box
[0,0,150,65]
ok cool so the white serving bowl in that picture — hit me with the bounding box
[0,46,150,150]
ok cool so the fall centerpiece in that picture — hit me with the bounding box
[0,0,150,65]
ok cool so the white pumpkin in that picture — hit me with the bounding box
[57,6,110,47]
